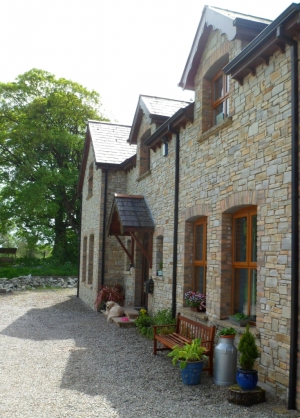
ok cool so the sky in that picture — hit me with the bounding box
[1,0,297,125]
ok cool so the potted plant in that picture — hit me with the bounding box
[168,338,208,385]
[229,313,250,327]
[94,284,124,311]
[157,261,163,276]
[214,327,237,386]
[217,327,237,337]
[184,291,206,312]
[236,324,259,390]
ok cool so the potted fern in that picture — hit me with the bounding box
[168,338,208,385]
[236,324,259,390]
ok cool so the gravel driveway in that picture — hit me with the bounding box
[0,289,299,418]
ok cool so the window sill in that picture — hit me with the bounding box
[214,318,259,337]
[137,170,151,182]
[180,307,209,322]
[152,274,164,281]
[198,117,232,143]
[180,308,258,337]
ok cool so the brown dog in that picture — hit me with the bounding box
[103,301,124,322]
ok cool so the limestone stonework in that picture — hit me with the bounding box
[78,5,300,407]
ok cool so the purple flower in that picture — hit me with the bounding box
[184,291,206,308]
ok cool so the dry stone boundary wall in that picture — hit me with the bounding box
[0,275,78,293]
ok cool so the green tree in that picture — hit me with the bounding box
[0,69,107,261]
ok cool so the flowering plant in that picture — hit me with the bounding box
[184,291,206,310]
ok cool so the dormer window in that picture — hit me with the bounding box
[212,71,229,125]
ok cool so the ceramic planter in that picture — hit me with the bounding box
[236,369,258,390]
[179,361,204,385]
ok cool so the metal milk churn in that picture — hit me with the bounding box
[213,335,237,386]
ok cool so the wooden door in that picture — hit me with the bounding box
[141,232,149,308]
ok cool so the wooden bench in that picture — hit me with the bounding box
[153,312,216,375]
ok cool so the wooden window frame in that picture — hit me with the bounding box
[232,206,257,320]
[212,70,229,126]
[193,218,207,294]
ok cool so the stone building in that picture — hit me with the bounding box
[78,4,300,409]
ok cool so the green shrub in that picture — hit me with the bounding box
[238,324,259,370]
[153,308,174,325]
[135,308,176,339]
[135,310,154,338]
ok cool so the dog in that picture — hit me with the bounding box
[102,301,124,322]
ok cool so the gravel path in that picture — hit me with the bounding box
[0,289,299,418]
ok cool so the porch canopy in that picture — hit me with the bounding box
[106,194,155,268]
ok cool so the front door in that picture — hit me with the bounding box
[141,232,149,308]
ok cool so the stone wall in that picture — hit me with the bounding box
[80,25,295,402]
[178,29,292,399]
[79,142,102,308]
[127,27,293,401]
[79,144,128,309]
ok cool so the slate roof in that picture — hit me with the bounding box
[207,6,271,24]
[107,194,154,236]
[129,95,191,144]
[88,121,136,166]
[140,95,191,119]
[179,5,271,90]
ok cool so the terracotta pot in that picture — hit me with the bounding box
[190,307,206,312]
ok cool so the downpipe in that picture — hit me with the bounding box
[100,169,108,288]
[168,124,180,319]
[77,193,83,298]
[276,26,299,410]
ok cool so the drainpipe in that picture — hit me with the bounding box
[100,169,108,288]
[77,193,83,298]
[168,124,180,319]
[276,27,299,410]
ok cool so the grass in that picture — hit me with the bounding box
[0,259,78,279]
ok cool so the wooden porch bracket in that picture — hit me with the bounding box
[114,235,134,265]
[129,231,153,268]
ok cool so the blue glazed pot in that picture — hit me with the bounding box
[180,361,204,385]
[236,369,258,390]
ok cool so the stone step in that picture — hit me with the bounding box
[123,306,139,319]
[111,316,136,328]
[101,305,139,326]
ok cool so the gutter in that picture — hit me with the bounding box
[276,26,299,411]
[167,124,180,319]
[224,3,300,75]
[145,103,194,148]
[100,169,108,288]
